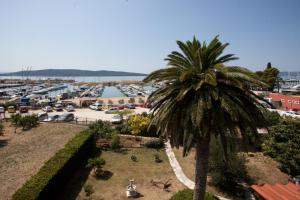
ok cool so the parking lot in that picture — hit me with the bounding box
[0,107,150,123]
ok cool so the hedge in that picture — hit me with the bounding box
[170,189,217,200]
[12,130,95,200]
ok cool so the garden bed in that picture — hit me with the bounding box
[61,147,186,200]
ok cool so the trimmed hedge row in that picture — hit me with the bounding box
[170,189,217,200]
[13,130,95,200]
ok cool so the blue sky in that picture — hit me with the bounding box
[0,0,299,73]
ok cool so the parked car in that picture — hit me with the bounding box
[89,102,102,111]
[0,106,5,113]
[42,106,53,112]
[125,104,136,109]
[19,106,29,113]
[7,106,16,113]
[37,112,48,121]
[111,114,123,124]
[65,105,75,112]
[105,107,119,114]
[54,104,63,111]
[43,114,60,122]
[58,113,75,122]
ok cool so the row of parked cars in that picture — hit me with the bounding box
[42,104,75,113]
[89,102,136,113]
[37,112,75,122]
[0,105,29,113]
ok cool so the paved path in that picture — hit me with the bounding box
[164,141,231,200]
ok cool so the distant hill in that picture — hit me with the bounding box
[0,69,147,77]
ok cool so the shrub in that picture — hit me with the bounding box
[154,154,162,163]
[11,114,39,131]
[262,118,300,176]
[118,99,124,104]
[19,115,39,130]
[0,123,3,135]
[263,109,282,127]
[169,189,217,200]
[83,183,94,197]
[128,114,150,137]
[86,158,106,176]
[115,123,132,134]
[144,138,164,149]
[128,97,135,104]
[209,136,248,196]
[88,120,113,139]
[110,132,121,150]
[131,155,137,162]
[12,131,94,200]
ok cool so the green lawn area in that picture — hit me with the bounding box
[77,148,186,200]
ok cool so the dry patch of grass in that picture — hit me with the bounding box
[0,122,86,200]
[173,147,289,189]
[78,148,186,200]
[244,152,289,185]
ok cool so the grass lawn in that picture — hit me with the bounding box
[0,121,86,200]
[77,148,186,200]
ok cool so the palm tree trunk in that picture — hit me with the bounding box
[193,135,210,200]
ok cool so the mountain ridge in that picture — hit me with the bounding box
[0,69,147,77]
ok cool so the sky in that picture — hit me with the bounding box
[0,0,300,73]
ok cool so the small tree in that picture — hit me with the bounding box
[108,99,113,105]
[128,114,150,144]
[11,114,21,133]
[118,99,125,104]
[0,123,4,136]
[86,158,106,177]
[110,131,121,150]
[262,117,300,176]
[128,98,135,104]
[88,120,113,139]
[83,183,94,197]
[138,98,145,104]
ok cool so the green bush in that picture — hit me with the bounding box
[86,157,106,176]
[10,114,39,131]
[263,109,282,127]
[12,131,94,200]
[89,120,113,139]
[262,118,300,176]
[144,137,164,149]
[170,189,217,200]
[19,115,39,130]
[83,183,94,197]
[209,136,248,196]
[115,123,132,134]
[0,123,3,135]
[110,132,121,150]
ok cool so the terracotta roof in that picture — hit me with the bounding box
[251,182,300,200]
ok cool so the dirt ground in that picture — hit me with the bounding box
[172,147,290,187]
[74,148,186,200]
[0,121,86,200]
[245,152,290,185]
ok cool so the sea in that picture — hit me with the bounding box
[0,76,146,82]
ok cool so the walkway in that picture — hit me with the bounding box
[164,141,231,200]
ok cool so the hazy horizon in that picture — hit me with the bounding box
[1,0,300,73]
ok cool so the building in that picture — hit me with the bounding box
[269,93,300,110]
[251,182,300,200]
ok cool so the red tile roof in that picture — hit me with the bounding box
[251,182,300,200]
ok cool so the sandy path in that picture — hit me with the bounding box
[0,123,86,200]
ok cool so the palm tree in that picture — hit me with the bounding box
[144,36,268,200]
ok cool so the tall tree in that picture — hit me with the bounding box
[144,36,267,200]
[255,62,279,91]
